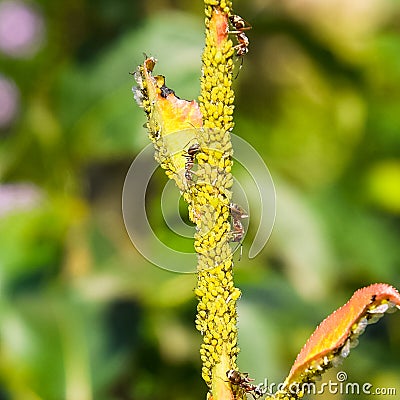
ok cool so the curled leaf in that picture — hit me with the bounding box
[134,56,202,135]
[283,283,400,389]
[132,56,203,188]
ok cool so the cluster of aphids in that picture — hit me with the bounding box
[182,143,248,246]
[227,370,268,400]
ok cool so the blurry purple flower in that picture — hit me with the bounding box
[0,183,43,217]
[0,0,45,58]
[0,75,19,128]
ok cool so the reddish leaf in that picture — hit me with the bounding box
[283,283,400,388]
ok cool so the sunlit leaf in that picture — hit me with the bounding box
[133,55,203,184]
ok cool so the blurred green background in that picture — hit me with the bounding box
[0,0,399,399]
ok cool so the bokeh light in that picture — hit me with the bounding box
[0,183,43,216]
[0,0,45,58]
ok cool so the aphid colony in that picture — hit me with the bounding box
[182,142,248,245]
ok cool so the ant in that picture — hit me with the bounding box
[183,142,200,182]
[231,218,245,243]
[226,370,268,399]
[229,14,251,72]
[227,369,254,386]
[229,203,248,260]
[228,14,251,77]
[229,203,248,242]
[230,203,248,220]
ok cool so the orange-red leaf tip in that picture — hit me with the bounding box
[284,283,400,388]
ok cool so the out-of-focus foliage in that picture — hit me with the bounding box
[0,0,399,399]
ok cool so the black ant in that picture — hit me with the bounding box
[229,203,248,260]
[230,203,248,220]
[227,369,254,386]
[231,218,245,243]
[183,142,200,182]
[229,203,248,242]
[229,14,251,77]
[226,370,268,399]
